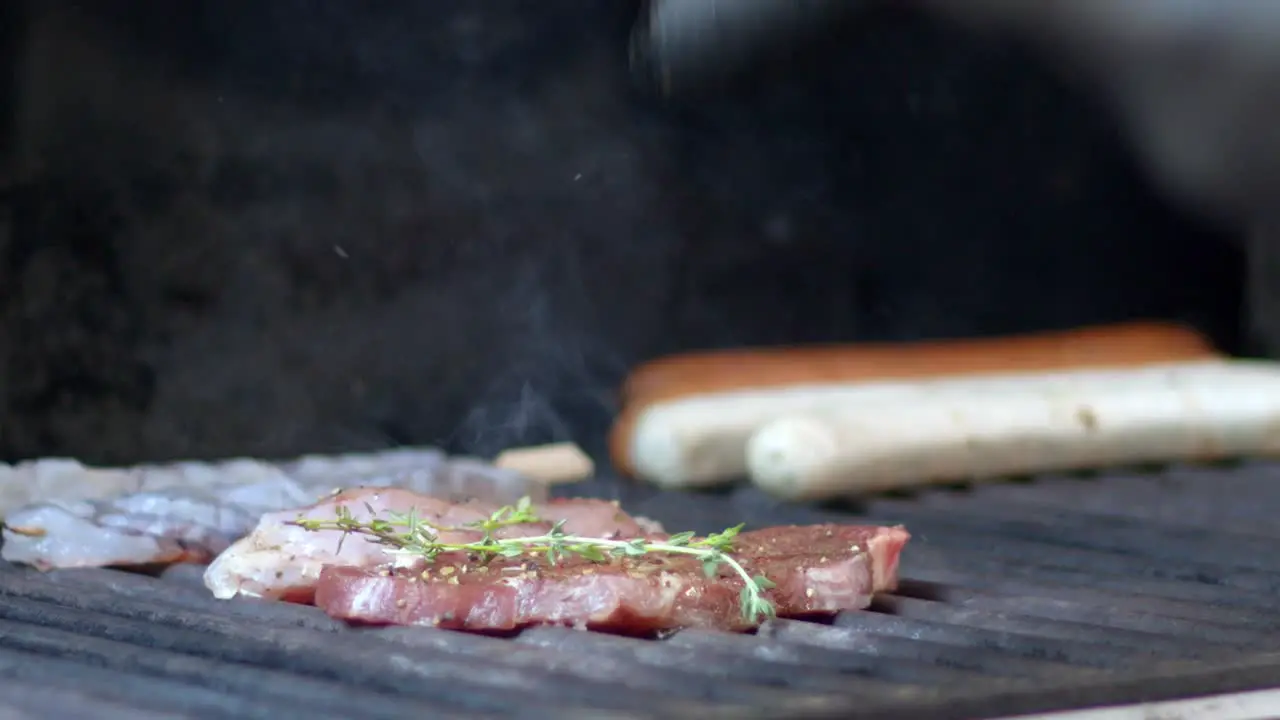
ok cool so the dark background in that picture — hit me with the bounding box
[0,1,1242,468]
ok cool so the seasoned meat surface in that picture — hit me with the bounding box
[315,524,909,634]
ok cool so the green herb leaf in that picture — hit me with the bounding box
[285,495,776,624]
[575,545,607,563]
[620,540,647,557]
[666,531,695,546]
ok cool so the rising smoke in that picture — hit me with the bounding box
[0,1,1242,465]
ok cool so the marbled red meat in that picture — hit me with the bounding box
[314,523,909,634]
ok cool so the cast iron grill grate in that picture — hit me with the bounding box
[4,462,1280,719]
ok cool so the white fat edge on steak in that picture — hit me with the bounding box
[745,359,1280,500]
[203,488,440,601]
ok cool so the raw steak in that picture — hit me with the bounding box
[314,524,909,634]
[204,488,663,602]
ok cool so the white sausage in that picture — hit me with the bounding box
[745,360,1280,500]
[630,381,975,488]
[612,323,1218,485]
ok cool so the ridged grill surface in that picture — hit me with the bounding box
[4,463,1280,719]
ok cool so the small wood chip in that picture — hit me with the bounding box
[493,442,594,484]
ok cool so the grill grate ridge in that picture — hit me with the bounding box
[2,463,1280,719]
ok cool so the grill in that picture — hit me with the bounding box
[3,462,1280,719]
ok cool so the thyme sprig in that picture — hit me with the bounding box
[289,496,777,622]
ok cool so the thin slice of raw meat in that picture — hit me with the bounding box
[0,449,478,515]
[314,524,909,634]
[0,477,316,571]
[2,451,545,571]
[203,488,662,603]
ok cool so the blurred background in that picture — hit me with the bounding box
[0,0,1244,467]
